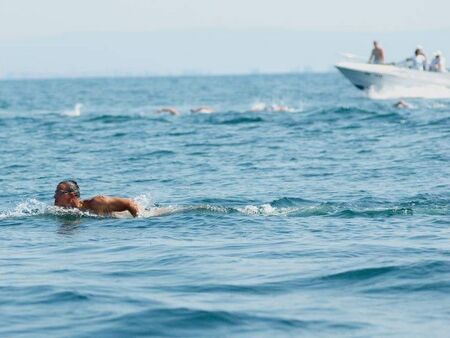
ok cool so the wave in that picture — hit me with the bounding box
[250,261,450,295]
[309,106,405,124]
[366,85,450,100]
[127,150,176,161]
[29,290,90,305]
[333,207,414,217]
[320,265,399,282]
[159,260,450,300]
[1,194,448,221]
[303,106,402,124]
[86,114,143,123]
[312,106,377,116]
[423,115,450,126]
[88,306,356,337]
[317,260,450,293]
[217,116,265,125]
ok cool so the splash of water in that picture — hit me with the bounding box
[0,199,95,220]
[1,195,448,220]
[0,199,47,219]
[61,103,83,117]
[249,102,298,113]
[133,193,155,210]
[132,193,178,218]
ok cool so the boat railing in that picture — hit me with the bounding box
[340,52,449,73]
[339,53,367,63]
[339,53,399,66]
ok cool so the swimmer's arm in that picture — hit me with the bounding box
[109,197,140,217]
[89,196,140,217]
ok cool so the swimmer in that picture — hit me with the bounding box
[393,100,411,109]
[54,180,140,217]
[155,108,180,116]
[269,104,292,112]
[249,103,293,112]
[249,102,267,112]
[190,106,214,114]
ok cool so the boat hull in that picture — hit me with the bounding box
[335,61,450,91]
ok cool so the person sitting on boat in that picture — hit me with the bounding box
[368,41,385,64]
[429,51,447,72]
[407,48,427,71]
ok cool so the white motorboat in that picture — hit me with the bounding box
[335,61,450,91]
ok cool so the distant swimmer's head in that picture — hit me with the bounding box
[393,100,411,109]
[54,180,80,207]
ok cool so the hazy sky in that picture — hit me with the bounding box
[1,0,450,77]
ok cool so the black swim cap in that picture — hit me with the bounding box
[58,180,80,198]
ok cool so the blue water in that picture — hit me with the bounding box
[1,73,449,337]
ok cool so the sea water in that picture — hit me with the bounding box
[0,73,449,337]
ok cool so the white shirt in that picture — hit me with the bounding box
[429,56,447,72]
[412,54,426,70]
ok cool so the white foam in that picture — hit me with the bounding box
[236,204,290,216]
[250,102,267,112]
[61,103,83,117]
[428,102,447,109]
[0,199,46,219]
[140,206,180,217]
[133,193,155,210]
[0,199,95,220]
[132,193,189,218]
[249,101,298,113]
[366,85,450,100]
[190,107,214,114]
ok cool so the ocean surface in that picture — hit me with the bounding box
[0,73,449,337]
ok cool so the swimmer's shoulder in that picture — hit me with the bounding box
[84,195,108,204]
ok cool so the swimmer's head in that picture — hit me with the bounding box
[56,180,80,197]
[54,180,81,207]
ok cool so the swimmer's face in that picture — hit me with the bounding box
[54,183,76,207]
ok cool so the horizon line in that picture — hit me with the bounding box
[0,68,336,81]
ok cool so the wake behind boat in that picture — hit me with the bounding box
[336,61,450,91]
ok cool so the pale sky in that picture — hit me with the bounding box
[1,0,450,77]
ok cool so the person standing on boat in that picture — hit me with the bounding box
[368,41,385,64]
[416,45,428,70]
